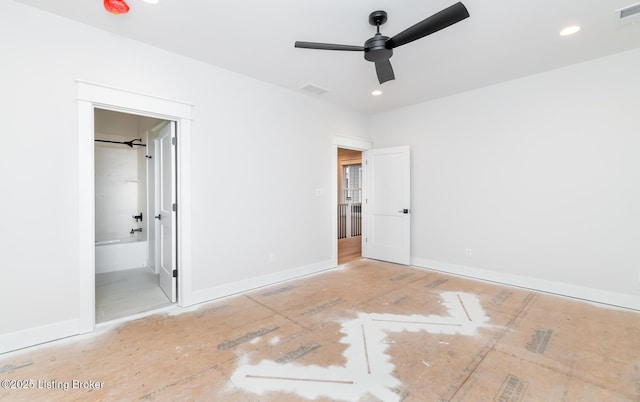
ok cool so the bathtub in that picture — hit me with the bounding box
[95,237,148,274]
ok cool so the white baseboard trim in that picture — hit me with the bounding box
[1,261,337,355]
[411,257,640,311]
[187,259,336,307]
[0,319,80,355]
[7,257,635,355]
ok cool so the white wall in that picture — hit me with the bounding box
[0,2,369,351]
[371,48,640,308]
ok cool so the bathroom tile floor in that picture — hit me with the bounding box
[2,260,640,401]
[95,267,172,322]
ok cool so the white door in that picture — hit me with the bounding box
[364,146,411,265]
[156,122,177,302]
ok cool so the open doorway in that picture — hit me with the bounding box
[94,109,175,322]
[337,148,363,265]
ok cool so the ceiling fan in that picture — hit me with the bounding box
[294,2,470,84]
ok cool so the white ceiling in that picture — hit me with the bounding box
[15,0,640,114]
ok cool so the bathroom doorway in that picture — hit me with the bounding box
[94,109,176,322]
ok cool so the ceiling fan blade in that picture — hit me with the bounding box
[386,2,469,49]
[295,41,365,51]
[375,59,395,84]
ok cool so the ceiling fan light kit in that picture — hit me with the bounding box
[295,2,470,85]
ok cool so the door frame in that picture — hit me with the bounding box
[332,136,372,266]
[77,81,192,334]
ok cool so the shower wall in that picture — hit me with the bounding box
[94,133,147,242]
[94,110,149,243]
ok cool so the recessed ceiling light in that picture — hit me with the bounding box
[142,0,159,4]
[560,25,581,36]
[371,90,382,96]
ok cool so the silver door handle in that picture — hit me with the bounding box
[398,209,410,214]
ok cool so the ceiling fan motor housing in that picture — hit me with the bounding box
[364,35,393,62]
[365,10,392,62]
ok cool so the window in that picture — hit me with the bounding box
[343,164,362,203]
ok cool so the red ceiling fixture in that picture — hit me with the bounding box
[104,0,130,14]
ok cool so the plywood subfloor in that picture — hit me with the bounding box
[2,260,639,401]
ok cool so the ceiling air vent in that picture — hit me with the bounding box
[299,83,328,96]
[617,2,640,26]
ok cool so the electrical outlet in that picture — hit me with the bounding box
[465,248,473,257]
[268,253,276,264]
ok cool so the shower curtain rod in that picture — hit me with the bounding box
[94,138,146,148]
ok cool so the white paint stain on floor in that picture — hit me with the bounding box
[230,292,490,402]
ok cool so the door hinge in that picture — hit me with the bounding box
[365,237,368,243]
[172,269,177,278]
[171,137,176,146]
[172,203,177,212]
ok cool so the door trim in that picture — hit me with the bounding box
[77,81,192,334]
[332,136,372,266]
